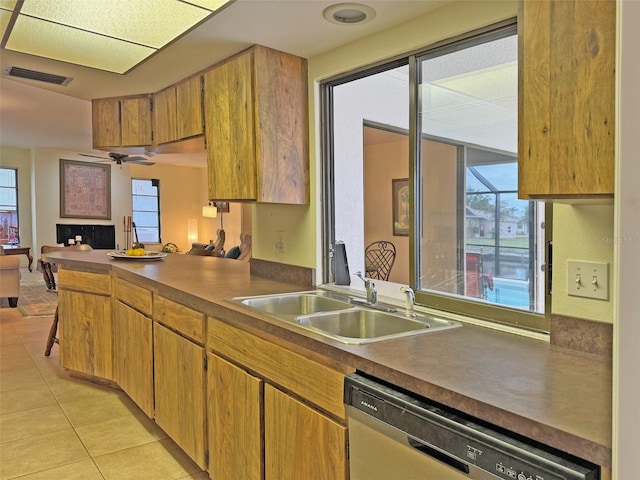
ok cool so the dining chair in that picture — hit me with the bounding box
[364,240,396,281]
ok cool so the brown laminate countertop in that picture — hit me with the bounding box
[43,250,612,468]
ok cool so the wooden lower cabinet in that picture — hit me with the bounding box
[58,287,112,380]
[208,353,263,480]
[207,351,349,480]
[154,323,207,469]
[264,384,348,480]
[113,301,153,417]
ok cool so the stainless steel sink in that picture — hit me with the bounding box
[296,308,460,344]
[235,291,352,320]
[233,291,461,344]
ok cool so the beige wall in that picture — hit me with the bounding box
[129,163,244,253]
[364,137,409,284]
[552,204,615,323]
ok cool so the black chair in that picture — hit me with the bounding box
[364,241,396,281]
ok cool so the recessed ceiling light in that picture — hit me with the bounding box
[323,3,376,25]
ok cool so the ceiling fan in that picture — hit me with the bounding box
[79,152,155,166]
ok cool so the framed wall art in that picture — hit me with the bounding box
[60,159,111,219]
[392,178,409,236]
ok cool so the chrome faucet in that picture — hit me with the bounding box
[354,271,377,305]
[400,286,416,317]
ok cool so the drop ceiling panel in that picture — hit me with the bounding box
[19,0,213,48]
[6,15,155,74]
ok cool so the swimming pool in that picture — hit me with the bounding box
[485,277,531,310]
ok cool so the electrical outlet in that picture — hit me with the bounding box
[567,260,609,300]
[275,230,285,254]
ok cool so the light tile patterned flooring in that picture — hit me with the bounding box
[0,269,208,480]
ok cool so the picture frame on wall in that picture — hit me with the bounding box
[60,159,111,219]
[392,178,409,236]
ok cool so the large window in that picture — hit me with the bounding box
[323,21,549,331]
[0,168,19,245]
[132,178,160,243]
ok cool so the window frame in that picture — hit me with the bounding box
[321,18,551,333]
[131,177,161,244]
[0,167,19,245]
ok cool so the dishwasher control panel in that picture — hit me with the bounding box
[345,374,600,480]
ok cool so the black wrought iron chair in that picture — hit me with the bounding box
[364,240,396,281]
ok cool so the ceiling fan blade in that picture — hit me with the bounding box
[126,159,155,166]
[79,152,154,166]
[78,153,110,161]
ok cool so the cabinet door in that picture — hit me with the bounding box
[518,0,615,199]
[154,323,206,468]
[92,98,121,149]
[153,87,178,145]
[208,353,262,480]
[58,290,113,380]
[121,95,153,146]
[264,385,348,480]
[204,50,257,201]
[113,301,153,417]
[176,76,203,140]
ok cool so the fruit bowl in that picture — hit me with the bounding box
[107,251,167,260]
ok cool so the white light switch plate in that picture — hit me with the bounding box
[567,260,609,300]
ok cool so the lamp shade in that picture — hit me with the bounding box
[202,205,217,218]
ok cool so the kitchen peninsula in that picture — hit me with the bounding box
[43,249,612,479]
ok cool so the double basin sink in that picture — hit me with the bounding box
[233,290,461,344]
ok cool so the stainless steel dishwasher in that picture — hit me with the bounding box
[344,373,599,480]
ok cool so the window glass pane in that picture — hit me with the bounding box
[132,178,160,243]
[417,31,545,314]
[0,169,16,188]
[0,168,19,244]
[0,188,17,207]
[132,196,158,211]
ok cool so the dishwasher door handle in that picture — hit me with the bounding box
[408,438,470,474]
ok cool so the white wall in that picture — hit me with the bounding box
[614,1,640,477]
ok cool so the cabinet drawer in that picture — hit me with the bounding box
[154,296,205,343]
[115,277,153,316]
[58,268,111,295]
[207,317,352,419]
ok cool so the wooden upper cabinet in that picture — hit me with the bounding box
[176,76,203,140]
[518,0,615,200]
[203,45,309,204]
[153,87,178,145]
[92,98,121,148]
[153,75,203,145]
[92,95,153,150]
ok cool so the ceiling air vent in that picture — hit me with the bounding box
[2,66,73,86]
